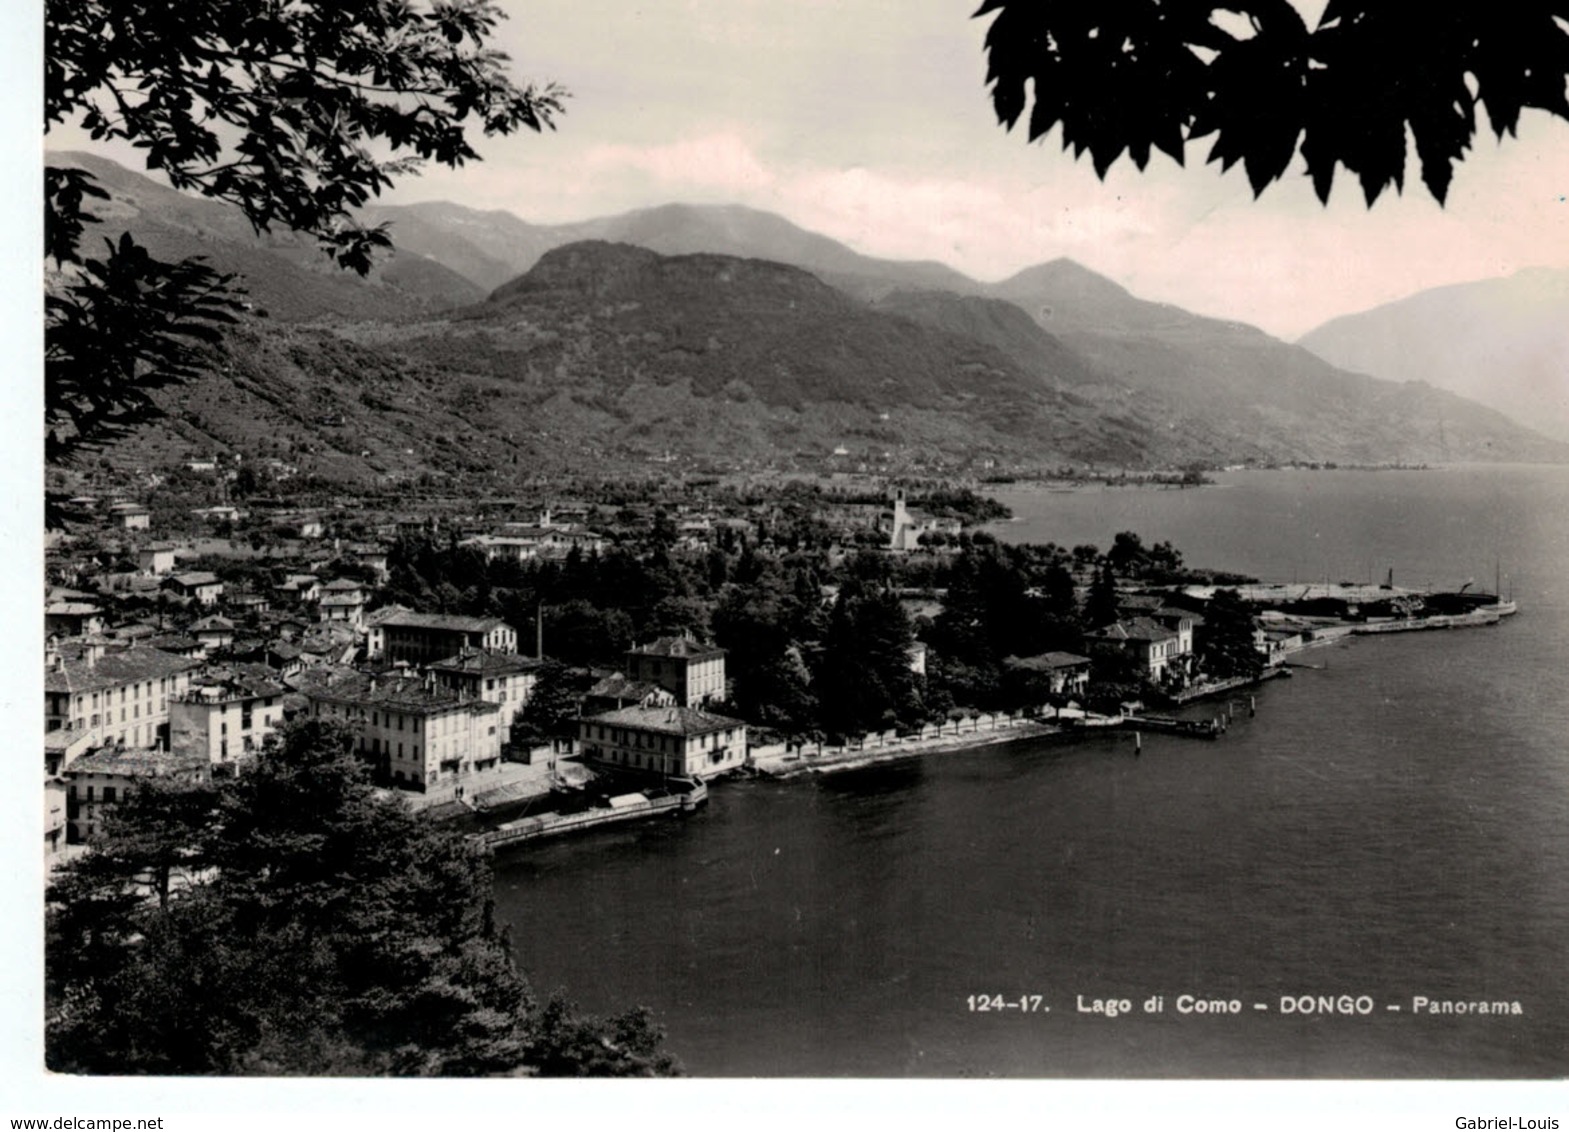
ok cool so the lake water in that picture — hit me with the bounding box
[493,466,1569,1077]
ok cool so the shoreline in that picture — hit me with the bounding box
[460,604,1517,825]
[743,605,1517,781]
[747,714,1123,779]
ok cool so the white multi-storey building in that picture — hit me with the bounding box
[625,637,727,707]
[299,669,504,794]
[578,705,747,779]
[44,640,200,771]
[170,667,287,770]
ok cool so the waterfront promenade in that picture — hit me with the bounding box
[747,708,1122,778]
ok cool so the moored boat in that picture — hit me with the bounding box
[474,777,707,849]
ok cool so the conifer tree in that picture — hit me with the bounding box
[1084,561,1121,630]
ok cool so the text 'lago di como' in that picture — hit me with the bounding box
[963,994,1525,1017]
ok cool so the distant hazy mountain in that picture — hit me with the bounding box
[981,257,1569,464]
[1298,270,1569,442]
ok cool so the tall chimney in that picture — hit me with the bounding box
[536,603,543,661]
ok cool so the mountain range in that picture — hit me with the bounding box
[1299,270,1569,443]
[48,151,1569,482]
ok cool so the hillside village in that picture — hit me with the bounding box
[43,453,1517,862]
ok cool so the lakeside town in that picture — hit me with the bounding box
[42,456,1519,859]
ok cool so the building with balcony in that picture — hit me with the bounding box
[318,580,367,628]
[1003,651,1093,698]
[379,612,518,666]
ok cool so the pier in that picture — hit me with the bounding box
[1166,667,1292,704]
[473,778,707,849]
[1350,606,1514,634]
[1124,715,1221,740]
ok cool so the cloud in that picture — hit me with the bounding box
[583,133,779,196]
[778,165,1162,275]
[565,133,1170,278]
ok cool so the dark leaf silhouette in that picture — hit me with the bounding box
[45,234,245,469]
[46,0,565,269]
[977,0,1569,205]
[44,0,566,501]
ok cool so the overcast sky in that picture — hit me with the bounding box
[47,0,1569,339]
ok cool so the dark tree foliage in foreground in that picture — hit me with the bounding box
[976,0,1569,204]
[711,567,820,734]
[1083,561,1121,631]
[46,0,563,270]
[45,234,245,466]
[46,721,678,1077]
[44,0,564,514]
[1107,531,1185,582]
[378,526,1243,727]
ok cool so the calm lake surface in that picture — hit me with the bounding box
[493,466,1569,1077]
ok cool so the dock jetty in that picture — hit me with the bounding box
[473,777,707,850]
[1124,714,1220,740]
